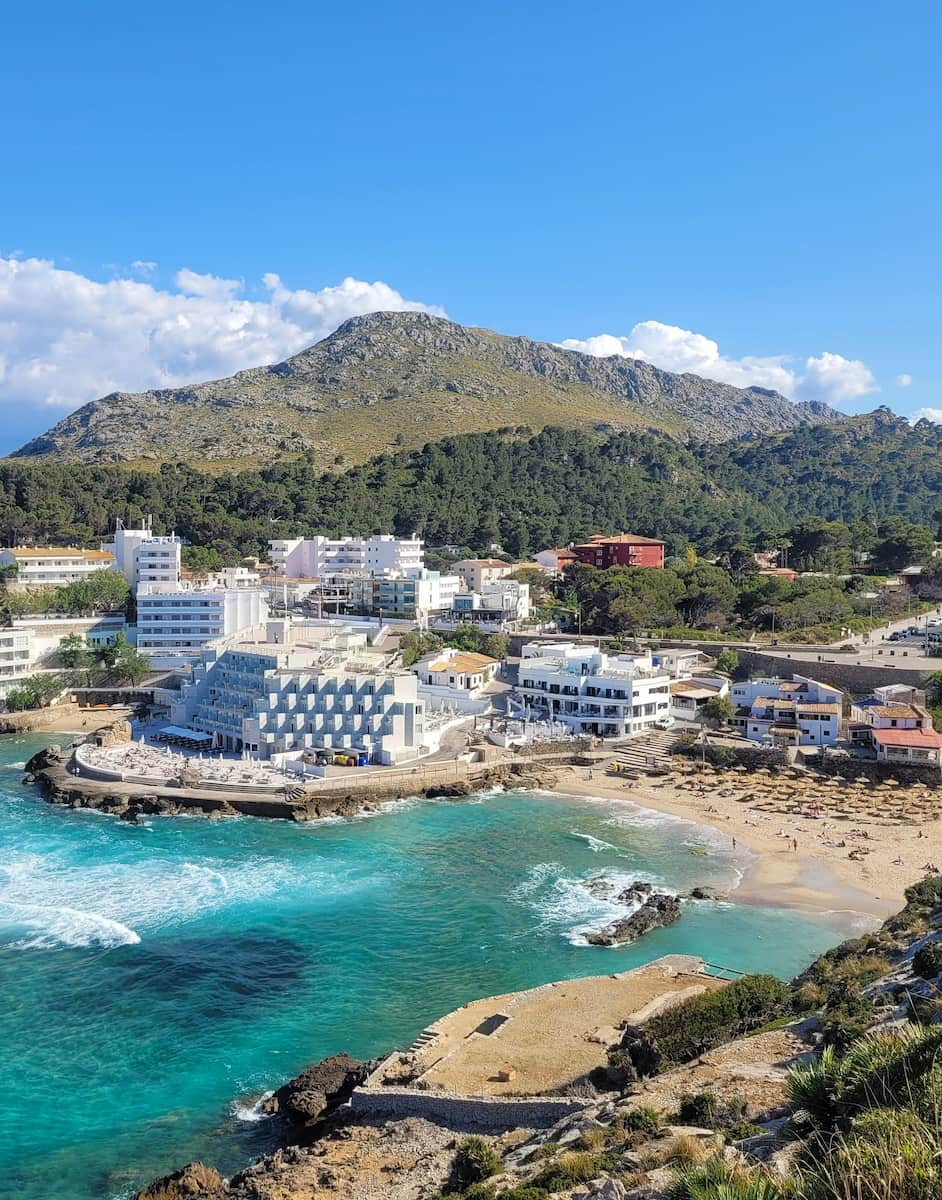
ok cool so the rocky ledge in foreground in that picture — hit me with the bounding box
[585,881,682,947]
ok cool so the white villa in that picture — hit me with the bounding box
[414,647,499,698]
[514,642,671,738]
[849,688,942,765]
[730,674,842,747]
[171,620,428,763]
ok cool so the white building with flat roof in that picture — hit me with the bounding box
[171,620,428,763]
[515,642,671,738]
[0,628,32,695]
[0,546,116,590]
[101,520,181,590]
[729,674,842,746]
[269,534,424,579]
[136,585,268,660]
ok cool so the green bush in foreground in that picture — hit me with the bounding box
[912,940,942,980]
[453,1136,501,1188]
[665,1157,794,1199]
[644,975,789,1066]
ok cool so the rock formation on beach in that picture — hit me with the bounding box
[584,880,683,947]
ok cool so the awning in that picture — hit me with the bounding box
[156,725,213,745]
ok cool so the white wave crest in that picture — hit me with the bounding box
[1,900,141,949]
[570,831,618,853]
[232,1090,274,1122]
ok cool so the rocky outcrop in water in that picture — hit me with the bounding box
[585,882,682,947]
[262,1053,368,1128]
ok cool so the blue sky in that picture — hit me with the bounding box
[1,0,939,450]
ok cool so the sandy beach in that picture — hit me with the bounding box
[39,707,135,735]
[552,764,942,922]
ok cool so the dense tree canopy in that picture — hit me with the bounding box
[0,413,937,572]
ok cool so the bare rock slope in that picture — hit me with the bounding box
[13,312,839,468]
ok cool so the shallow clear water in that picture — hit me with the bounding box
[0,735,849,1199]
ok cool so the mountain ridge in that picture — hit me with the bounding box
[12,311,842,468]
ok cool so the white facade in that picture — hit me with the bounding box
[102,521,181,590]
[0,547,116,590]
[0,629,32,695]
[171,621,427,763]
[136,586,268,659]
[515,642,671,737]
[205,567,261,590]
[347,569,461,618]
[729,674,842,746]
[269,534,424,579]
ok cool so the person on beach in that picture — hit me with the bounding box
[792,837,798,852]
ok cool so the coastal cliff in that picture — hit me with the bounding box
[134,877,942,1200]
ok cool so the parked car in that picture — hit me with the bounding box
[654,716,676,730]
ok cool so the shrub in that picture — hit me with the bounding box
[725,1120,767,1142]
[676,1091,747,1130]
[612,1104,662,1135]
[530,1150,610,1191]
[912,940,942,980]
[644,975,789,1065]
[454,1136,501,1187]
[800,1107,942,1200]
[666,1157,795,1199]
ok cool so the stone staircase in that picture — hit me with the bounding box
[611,730,675,773]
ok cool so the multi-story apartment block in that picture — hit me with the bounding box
[451,559,516,591]
[730,675,842,746]
[101,519,182,590]
[171,621,426,763]
[136,586,268,659]
[514,642,671,738]
[0,629,32,694]
[347,570,461,619]
[269,534,424,579]
[571,533,666,570]
[0,546,116,590]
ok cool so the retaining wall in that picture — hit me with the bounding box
[0,701,81,735]
[348,1086,585,1129]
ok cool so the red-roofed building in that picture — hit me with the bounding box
[570,533,665,570]
[871,726,942,766]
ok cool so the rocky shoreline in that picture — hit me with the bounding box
[22,743,567,823]
[131,880,942,1200]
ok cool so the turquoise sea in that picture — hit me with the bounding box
[0,734,854,1199]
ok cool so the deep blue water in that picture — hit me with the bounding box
[0,735,848,1199]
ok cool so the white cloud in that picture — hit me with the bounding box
[912,408,942,424]
[897,373,913,387]
[794,352,877,404]
[559,320,879,406]
[0,256,444,431]
[131,260,157,273]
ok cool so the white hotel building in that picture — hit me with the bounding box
[171,620,426,763]
[136,587,268,660]
[515,642,671,738]
[269,534,424,579]
[0,546,116,589]
[102,520,182,590]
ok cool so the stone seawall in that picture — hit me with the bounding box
[348,1086,586,1129]
[0,702,81,735]
[27,747,565,823]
